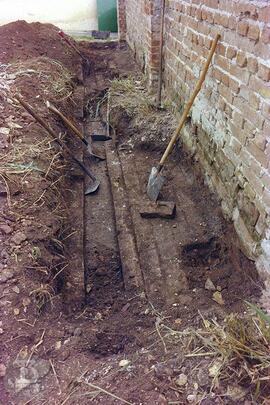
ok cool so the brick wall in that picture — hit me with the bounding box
[117,0,127,41]
[119,0,270,277]
[123,0,163,87]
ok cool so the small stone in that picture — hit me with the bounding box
[209,359,223,377]
[187,394,197,403]
[11,232,27,245]
[55,341,62,350]
[73,327,82,337]
[14,308,20,316]
[58,348,70,361]
[226,384,246,400]
[0,268,14,283]
[12,286,20,294]
[0,363,6,377]
[86,283,93,293]
[119,359,130,367]
[94,312,102,320]
[212,291,225,305]
[175,373,188,386]
[205,278,216,291]
[0,127,10,135]
[22,298,31,307]
[0,224,12,235]
[196,368,209,387]
[174,318,182,325]
[35,359,51,378]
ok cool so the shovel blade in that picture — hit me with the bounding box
[91,133,112,142]
[85,179,100,195]
[147,167,165,202]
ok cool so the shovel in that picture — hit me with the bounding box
[14,95,100,195]
[46,101,105,161]
[58,30,90,74]
[147,34,220,202]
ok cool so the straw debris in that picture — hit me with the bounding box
[107,77,177,148]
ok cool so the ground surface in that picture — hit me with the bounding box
[0,20,268,405]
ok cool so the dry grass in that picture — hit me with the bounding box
[30,283,55,312]
[5,56,74,102]
[161,305,270,402]
[109,77,156,119]
[107,77,176,147]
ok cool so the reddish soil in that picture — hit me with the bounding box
[0,20,81,78]
[0,20,267,405]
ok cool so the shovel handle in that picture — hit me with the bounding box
[14,95,94,179]
[159,33,220,168]
[46,101,88,146]
[58,30,85,59]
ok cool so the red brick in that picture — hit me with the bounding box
[247,23,261,41]
[229,64,250,85]
[229,77,240,93]
[258,63,270,82]
[232,110,244,129]
[220,71,229,86]
[229,122,247,144]
[236,51,247,67]
[258,5,270,23]
[219,83,234,104]
[262,102,270,119]
[261,27,270,44]
[228,16,237,30]
[234,96,264,129]
[205,0,219,8]
[226,46,237,59]
[196,8,202,20]
[249,92,261,111]
[215,55,230,71]
[214,12,229,28]
[217,42,226,57]
[250,75,270,99]
[247,143,269,168]
[237,21,248,36]
[253,133,267,151]
[247,56,258,73]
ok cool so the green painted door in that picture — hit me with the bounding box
[97,0,118,32]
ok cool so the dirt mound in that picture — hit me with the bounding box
[0,20,80,76]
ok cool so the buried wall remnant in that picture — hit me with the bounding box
[117,0,270,282]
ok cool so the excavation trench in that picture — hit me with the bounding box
[1,24,266,404]
[81,42,260,315]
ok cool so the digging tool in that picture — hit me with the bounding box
[14,94,100,195]
[91,133,112,142]
[46,101,105,161]
[147,33,220,202]
[58,30,90,73]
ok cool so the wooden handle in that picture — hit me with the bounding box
[159,33,220,168]
[14,94,93,178]
[58,30,85,59]
[46,101,87,145]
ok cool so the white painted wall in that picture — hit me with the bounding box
[0,0,98,31]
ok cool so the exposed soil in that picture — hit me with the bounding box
[0,20,268,405]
